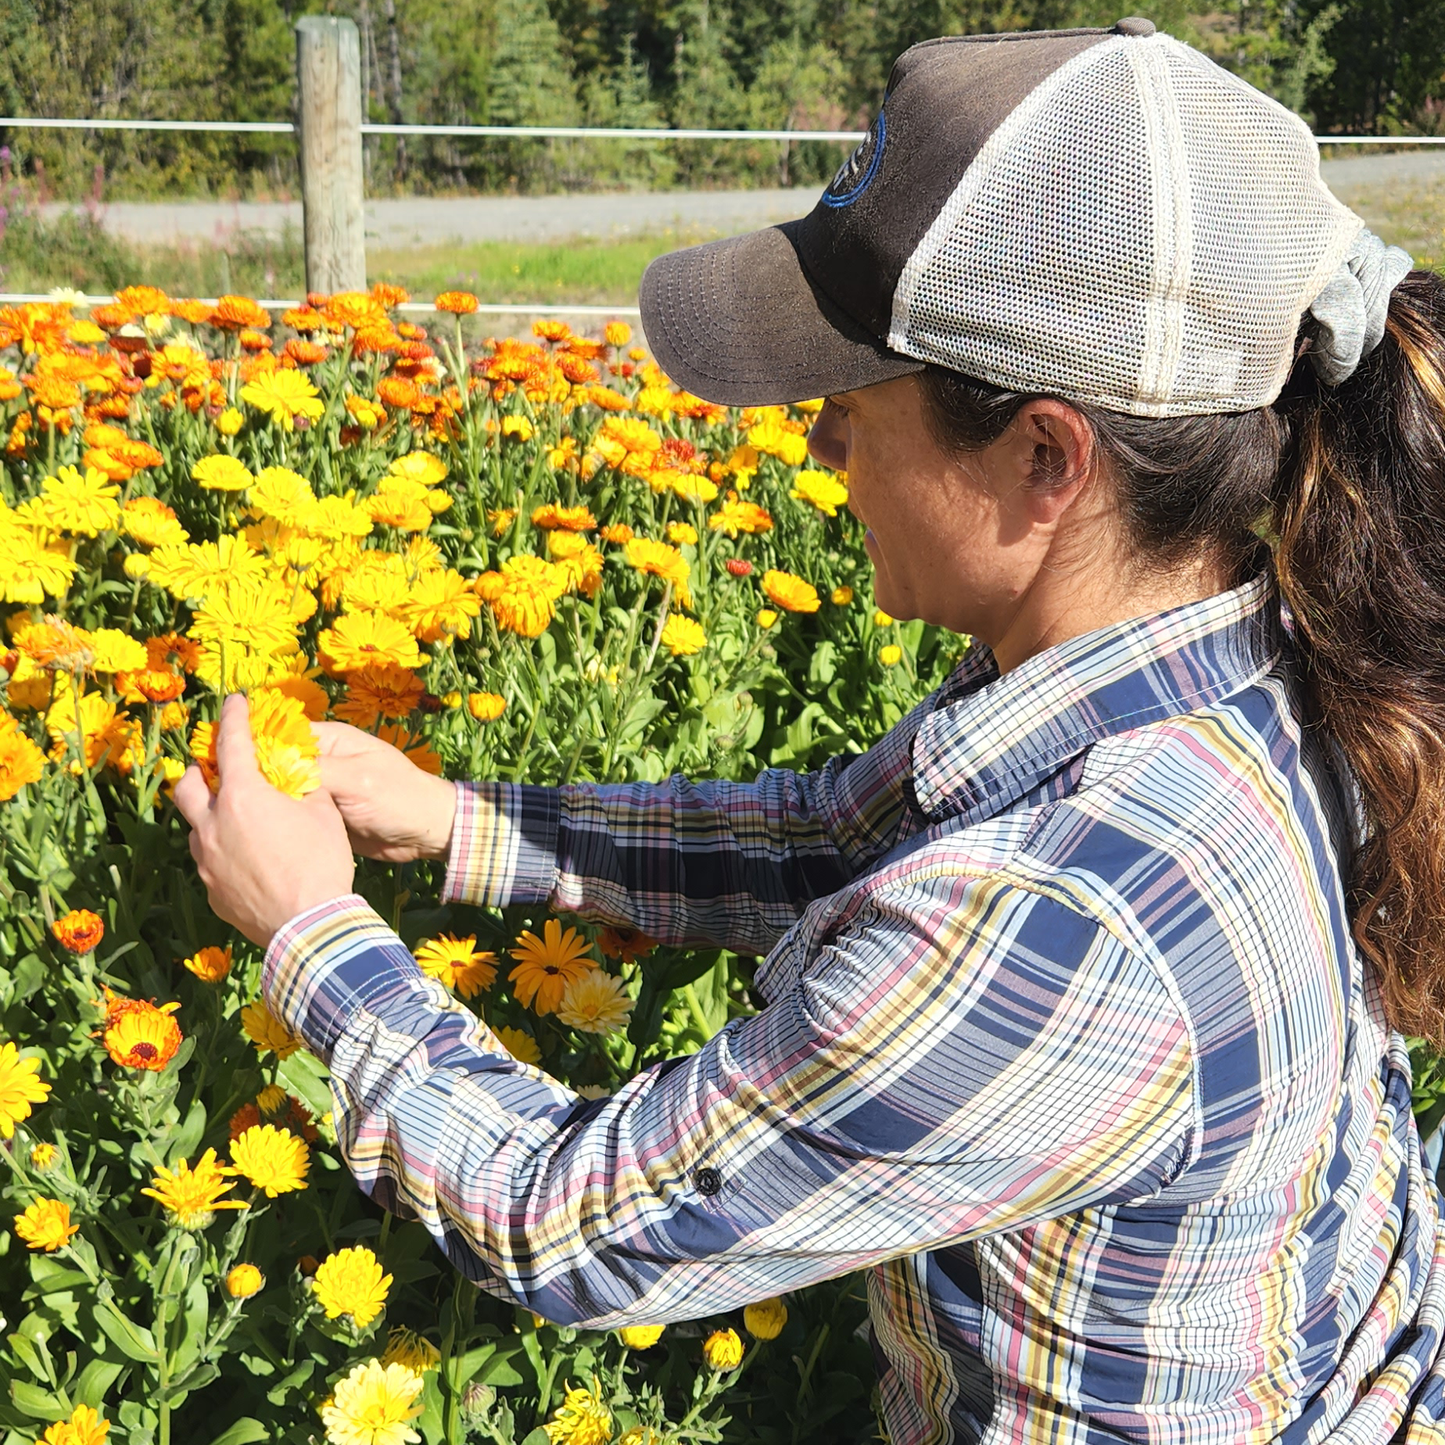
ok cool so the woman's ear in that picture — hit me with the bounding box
[1014,400,1097,522]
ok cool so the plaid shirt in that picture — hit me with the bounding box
[266,568,1445,1444]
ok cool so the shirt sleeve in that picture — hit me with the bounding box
[441,686,940,957]
[263,866,1197,1330]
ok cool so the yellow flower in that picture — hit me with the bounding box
[182,945,232,983]
[89,629,147,674]
[666,521,698,546]
[413,935,498,999]
[100,994,183,1071]
[40,1403,110,1445]
[149,534,268,603]
[120,496,188,548]
[509,920,596,1015]
[364,479,435,533]
[248,465,314,523]
[743,1297,788,1340]
[746,416,808,466]
[313,1245,393,1328]
[544,1376,611,1445]
[240,999,305,1060]
[604,321,632,346]
[0,528,77,604]
[532,503,596,532]
[123,553,150,581]
[756,609,778,630]
[226,1263,265,1299]
[617,1430,666,1445]
[708,498,773,538]
[874,609,893,627]
[318,612,424,674]
[623,538,692,609]
[320,1359,423,1445]
[240,369,325,429]
[501,414,535,441]
[140,1148,247,1229]
[0,713,46,799]
[246,688,321,798]
[467,691,506,722]
[15,1197,78,1251]
[475,555,569,638]
[216,407,244,436]
[618,1324,664,1350]
[398,568,481,643]
[702,1327,744,1370]
[229,1123,310,1196]
[30,1142,57,1169]
[761,569,820,614]
[191,455,253,492]
[345,393,387,429]
[388,451,448,487]
[256,1083,287,1114]
[659,615,706,658]
[382,1326,440,1374]
[495,1026,541,1065]
[830,585,854,606]
[0,1040,50,1138]
[789,469,849,517]
[880,645,903,666]
[556,970,633,1035]
[488,507,517,537]
[34,466,120,537]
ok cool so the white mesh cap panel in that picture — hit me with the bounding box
[889,33,1365,417]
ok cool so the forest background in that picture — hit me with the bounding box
[0,0,1442,202]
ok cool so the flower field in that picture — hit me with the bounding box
[0,285,968,1445]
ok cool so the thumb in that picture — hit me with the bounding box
[214,692,261,785]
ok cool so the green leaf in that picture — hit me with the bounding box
[5,1329,52,1384]
[279,1049,334,1120]
[71,1359,123,1409]
[92,1302,160,1363]
[8,1380,63,1419]
[521,1429,552,1445]
[166,1097,208,1167]
[207,1419,270,1445]
[166,1273,210,1380]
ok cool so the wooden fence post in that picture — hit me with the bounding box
[295,17,366,294]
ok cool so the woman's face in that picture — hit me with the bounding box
[806,375,1075,644]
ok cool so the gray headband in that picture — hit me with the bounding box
[1305,228,1413,386]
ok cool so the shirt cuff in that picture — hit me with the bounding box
[262,893,422,1060]
[441,781,562,908]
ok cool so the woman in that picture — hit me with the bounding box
[176,19,1445,1443]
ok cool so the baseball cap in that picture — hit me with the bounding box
[638,18,1366,417]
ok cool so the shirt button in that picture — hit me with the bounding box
[694,1167,722,1196]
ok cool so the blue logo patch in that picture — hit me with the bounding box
[822,110,886,209]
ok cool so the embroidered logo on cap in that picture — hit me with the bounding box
[822,111,886,208]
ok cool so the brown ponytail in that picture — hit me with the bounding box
[1273,270,1445,1042]
[916,268,1445,1042]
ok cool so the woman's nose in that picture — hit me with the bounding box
[807,402,848,471]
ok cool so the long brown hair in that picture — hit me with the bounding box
[917,270,1445,1042]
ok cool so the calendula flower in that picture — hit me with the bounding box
[256,1083,287,1114]
[475,556,568,638]
[30,1142,57,1169]
[880,645,903,666]
[830,585,854,605]
[216,407,244,436]
[335,664,425,728]
[388,451,448,487]
[510,920,595,1015]
[0,1041,50,1138]
[382,1326,440,1374]
[466,691,506,722]
[398,568,480,643]
[413,935,497,998]
[314,1245,393,1327]
[604,320,632,346]
[702,1327,744,1370]
[240,369,325,429]
[618,1324,663,1349]
[120,495,188,548]
[99,991,182,1071]
[0,714,46,800]
[744,1296,788,1340]
[495,1026,541,1065]
[36,466,121,536]
[140,1148,247,1229]
[531,503,596,532]
[320,1359,423,1445]
[39,1402,110,1445]
[659,615,706,657]
[874,608,894,627]
[789,470,849,517]
[191,455,253,492]
[761,569,820,614]
[226,1263,265,1299]
[434,290,479,314]
[709,498,773,538]
[230,1124,310,1196]
[212,295,271,330]
[240,999,305,1060]
[623,538,692,609]
[15,1197,78,1252]
[544,1376,611,1445]
[318,612,424,674]
[756,609,778,629]
[557,970,634,1035]
[52,908,104,954]
[248,465,314,523]
[666,521,698,546]
[247,688,322,798]
[597,926,657,963]
[747,415,809,465]
[182,945,232,983]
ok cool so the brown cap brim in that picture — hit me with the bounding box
[638,220,924,406]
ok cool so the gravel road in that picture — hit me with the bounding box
[38,150,1443,250]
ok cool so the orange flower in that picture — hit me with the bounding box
[509,920,595,1015]
[434,291,478,314]
[334,664,424,727]
[52,909,104,955]
[97,989,182,1071]
[239,328,273,353]
[282,338,327,365]
[211,295,272,331]
[532,319,572,343]
[599,523,634,545]
[371,281,410,309]
[598,925,658,963]
[0,715,45,801]
[761,569,821,614]
[531,503,596,532]
[182,945,232,983]
[377,376,422,410]
[115,285,170,315]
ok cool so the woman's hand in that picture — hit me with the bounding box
[312,720,458,864]
[173,694,356,947]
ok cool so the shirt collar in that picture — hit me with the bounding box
[911,566,1285,826]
